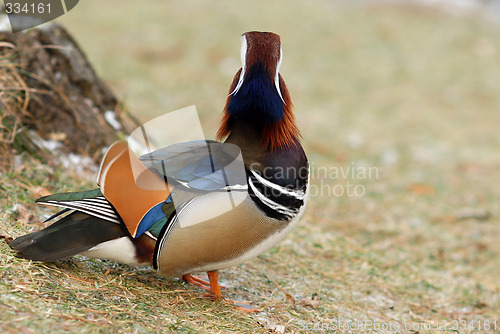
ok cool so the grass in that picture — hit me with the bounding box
[2,1,500,333]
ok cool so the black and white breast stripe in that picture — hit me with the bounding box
[153,197,194,269]
[37,196,121,224]
[247,170,306,221]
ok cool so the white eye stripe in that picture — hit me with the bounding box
[275,46,285,104]
[229,35,247,96]
[241,34,247,71]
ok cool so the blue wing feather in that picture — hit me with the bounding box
[136,196,174,238]
[139,141,247,192]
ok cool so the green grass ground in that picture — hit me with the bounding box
[1,1,500,332]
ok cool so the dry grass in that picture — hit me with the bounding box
[2,1,500,333]
[0,40,46,169]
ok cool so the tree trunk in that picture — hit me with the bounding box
[0,21,139,170]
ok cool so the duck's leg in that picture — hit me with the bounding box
[181,271,258,312]
[206,271,259,313]
[181,272,229,292]
[181,273,211,291]
[206,271,222,297]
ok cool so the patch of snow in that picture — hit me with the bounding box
[380,148,399,166]
[410,143,448,164]
[104,110,122,130]
[345,132,365,149]
[13,155,23,169]
[407,217,423,228]
[31,131,64,153]
[60,153,96,175]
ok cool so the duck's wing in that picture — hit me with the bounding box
[97,141,246,238]
[139,140,247,192]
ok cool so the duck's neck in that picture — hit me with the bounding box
[226,63,284,126]
[224,121,266,168]
[217,68,300,152]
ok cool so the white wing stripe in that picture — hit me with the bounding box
[38,201,120,224]
[78,197,111,204]
[47,200,116,215]
[73,199,115,210]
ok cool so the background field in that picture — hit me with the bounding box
[1,0,500,333]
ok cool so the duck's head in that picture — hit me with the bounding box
[217,31,300,151]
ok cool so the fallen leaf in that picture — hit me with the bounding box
[408,183,435,195]
[0,229,14,244]
[12,204,42,225]
[298,294,320,308]
[31,186,52,198]
[432,215,455,224]
[48,132,67,141]
[258,318,286,333]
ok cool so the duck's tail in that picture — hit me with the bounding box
[9,211,128,262]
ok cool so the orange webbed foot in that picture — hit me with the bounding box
[205,271,259,313]
[181,273,227,292]
[182,271,259,312]
[181,273,211,292]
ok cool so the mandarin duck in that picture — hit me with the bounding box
[9,31,309,306]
